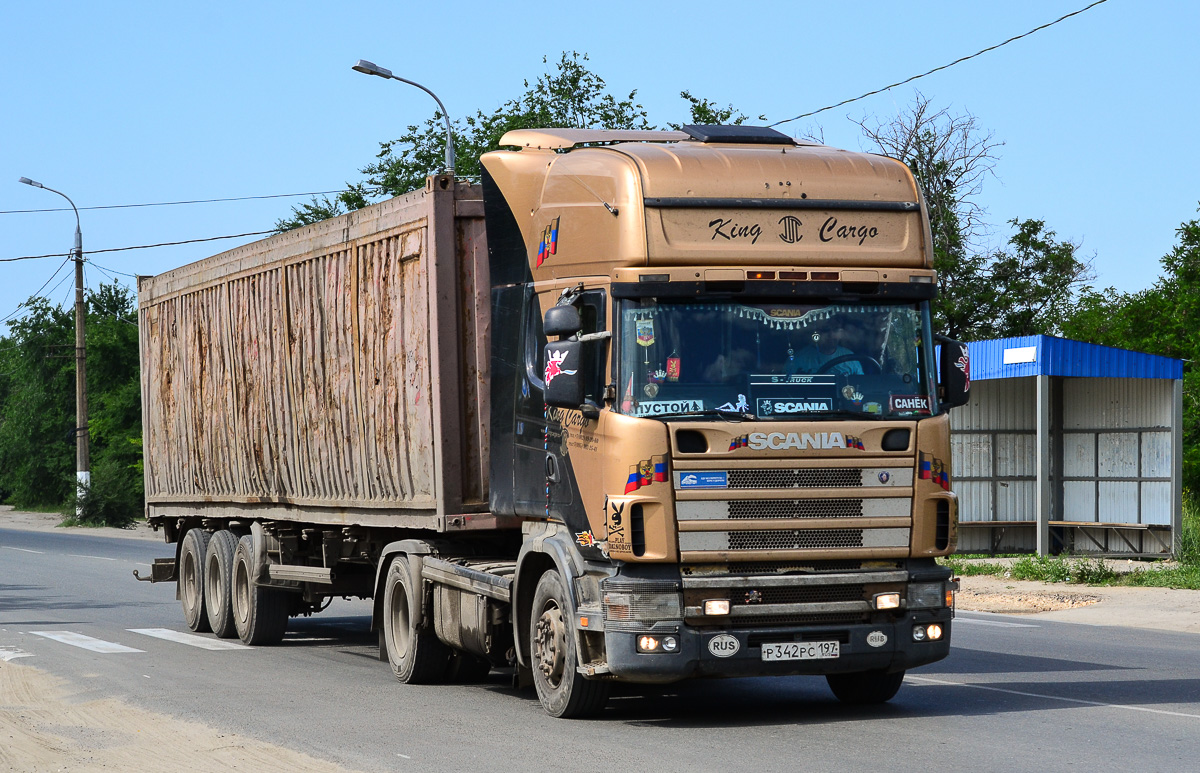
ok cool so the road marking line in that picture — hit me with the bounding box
[2,546,44,554]
[954,616,1040,628]
[127,628,249,651]
[68,554,116,561]
[0,647,34,661]
[31,631,144,654]
[906,675,1200,719]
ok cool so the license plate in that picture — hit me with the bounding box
[761,640,840,661]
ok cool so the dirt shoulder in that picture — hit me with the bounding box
[956,573,1200,635]
[0,660,362,773]
[0,504,160,542]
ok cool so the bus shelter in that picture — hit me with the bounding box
[950,335,1184,557]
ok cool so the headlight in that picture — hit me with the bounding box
[602,582,681,631]
[909,582,946,609]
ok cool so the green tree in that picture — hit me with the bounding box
[671,90,765,127]
[0,282,143,525]
[855,92,1090,340]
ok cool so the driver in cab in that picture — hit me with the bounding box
[787,319,864,376]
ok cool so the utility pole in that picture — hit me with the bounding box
[17,177,89,506]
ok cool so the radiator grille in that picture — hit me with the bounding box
[728,468,862,489]
[730,584,865,606]
[727,499,862,519]
[728,528,864,551]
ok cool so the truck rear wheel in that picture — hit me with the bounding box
[826,669,906,704]
[231,534,289,645]
[530,570,609,718]
[382,557,448,684]
[204,530,239,638]
[179,528,211,633]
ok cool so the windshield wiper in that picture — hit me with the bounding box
[651,409,758,422]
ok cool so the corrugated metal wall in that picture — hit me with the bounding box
[951,376,1176,555]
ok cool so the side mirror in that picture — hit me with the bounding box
[544,305,581,338]
[544,340,584,408]
[936,336,970,409]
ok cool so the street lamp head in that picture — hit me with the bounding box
[352,59,393,79]
[18,176,44,188]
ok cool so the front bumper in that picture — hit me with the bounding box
[602,608,952,683]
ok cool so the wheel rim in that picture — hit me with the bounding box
[182,548,200,612]
[533,602,567,688]
[388,574,412,659]
[233,555,250,627]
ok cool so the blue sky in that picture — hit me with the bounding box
[2,0,1196,328]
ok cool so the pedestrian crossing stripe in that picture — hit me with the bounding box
[127,628,248,650]
[31,631,144,653]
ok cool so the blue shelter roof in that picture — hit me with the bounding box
[966,335,1183,381]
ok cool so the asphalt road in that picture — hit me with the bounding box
[2,526,1198,773]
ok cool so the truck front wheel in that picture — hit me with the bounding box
[179,528,211,633]
[530,570,609,718]
[826,669,906,704]
[382,557,448,684]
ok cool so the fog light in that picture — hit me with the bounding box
[926,623,944,641]
[704,599,731,616]
[874,592,901,610]
[637,635,661,652]
[661,636,678,652]
[912,625,927,642]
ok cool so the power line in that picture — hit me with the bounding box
[769,0,1110,128]
[0,188,374,215]
[0,257,72,325]
[3,230,276,263]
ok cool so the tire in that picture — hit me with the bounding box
[179,529,212,633]
[530,570,609,718]
[203,530,239,638]
[826,669,906,704]
[382,557,449,684]
[445,651,492,683]
[231,534,289,645]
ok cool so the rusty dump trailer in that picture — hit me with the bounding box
[139,125,971,717]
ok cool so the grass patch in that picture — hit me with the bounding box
[942,492,1200,589]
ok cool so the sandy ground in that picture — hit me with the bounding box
[2,505,1198,770]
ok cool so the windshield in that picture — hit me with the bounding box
[616,299,937,420]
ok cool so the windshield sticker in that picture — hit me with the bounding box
[864,402,882,414]
[717,394,750,412]
[679,471,729,489]
[636,318,655,347]
[666,353,681,381]
[633,398,703,417]
[841,385,864,402]
[625,456,668,493]
[544,349,577,386]
[757,398,832,416]
[890,394,931,413]
[919,451,950,489]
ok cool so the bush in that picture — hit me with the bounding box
[62,454,142,528]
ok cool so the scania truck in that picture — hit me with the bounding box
[137,124,971,717]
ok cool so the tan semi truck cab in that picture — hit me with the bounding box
[138,124,970,718]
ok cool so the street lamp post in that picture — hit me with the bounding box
[17,177,89,504]
[352,59,456,176]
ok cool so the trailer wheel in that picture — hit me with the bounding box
[203,530,239,638]
[530,570,609,718]
[826,669,906,704]
[231,534,289,645]
[179,528,212,633]
[382,557,448,684]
